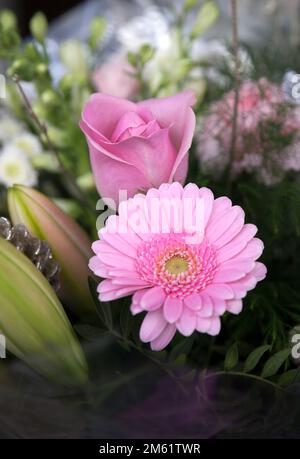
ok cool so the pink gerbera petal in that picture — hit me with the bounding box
[163,297,183,323]
[150,324,177,351]
[139,310,167,343]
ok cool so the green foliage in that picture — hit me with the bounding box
[243,345,271,373]
[88,16,106,51]
[29,12,48,43]
[261,349,290,378]
[224,342,239,370]
[190,1,219,39]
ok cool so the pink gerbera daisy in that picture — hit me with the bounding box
[90,182,266,351]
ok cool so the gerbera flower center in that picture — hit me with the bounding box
[165,255,189,275]
[136,234,218,299]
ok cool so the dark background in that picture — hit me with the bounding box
[0,0,82,35]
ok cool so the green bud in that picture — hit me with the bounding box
[172,58,193,82]
[41,89,59,106]
[88,16,106,51]
[32,101,47,119]
[31,153,59,172]
[190,1,219,39]
[35,62,48,76]
[30,12,48,43]
[139,44,155,65]
[0,238,88,386]
[7,58,34,80]
[77,172,95,191]
[59,73,74,94]
[47,126,68,147]
[183,0,198,12]
[60,40,88,77]
[0,9,17,30]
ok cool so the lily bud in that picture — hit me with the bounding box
[0,238,88,386]
[8,185,96,319]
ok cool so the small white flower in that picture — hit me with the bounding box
[0,114,24,143]
[9,133,42,159]
[0,146,37,188]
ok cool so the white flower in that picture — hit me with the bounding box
[0,114,24,143]
[9,133,42,159]
[0,146,37,188]
[59,39,89,77]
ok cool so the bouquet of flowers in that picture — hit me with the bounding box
[1,1,300,438]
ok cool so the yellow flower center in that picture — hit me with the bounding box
[4,163,21,178]
[165,256,189,275]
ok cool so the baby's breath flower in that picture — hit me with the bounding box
[0,146,37,187]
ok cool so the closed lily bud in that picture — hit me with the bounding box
[0,238,88,386]
[8,185,95,319]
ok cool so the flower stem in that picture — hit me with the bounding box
[11,75,95,213]
[227,0,240,187]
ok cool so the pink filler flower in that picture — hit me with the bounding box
[197,78,300,184]
[90,182,266,351]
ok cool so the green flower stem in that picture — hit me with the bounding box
[226,0,240,190]
[11,75,95,214]
[107,327,188,394]
[205,370,283,392]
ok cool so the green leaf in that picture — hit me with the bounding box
[139,44,155,65]
[190,1,219,39]
[127,51,138,68]
[169,335,195,362]
[74,324,107,341]
[120,306,133,339]
[88,276,113,330]
[88,16,106,50]
[243,345,271,373]
[96,301,113,330]
[224,342,239,371]
[261,348,291,378]
[278,369,300,387]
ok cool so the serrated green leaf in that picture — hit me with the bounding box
[243,345,271,373]
[224,342,239,371]
[261,348,290,378]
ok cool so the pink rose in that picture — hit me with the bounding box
[80,90,196,204]
[91,54,139,100]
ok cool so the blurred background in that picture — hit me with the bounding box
[1,0,300,44]
[1,0,300,439]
